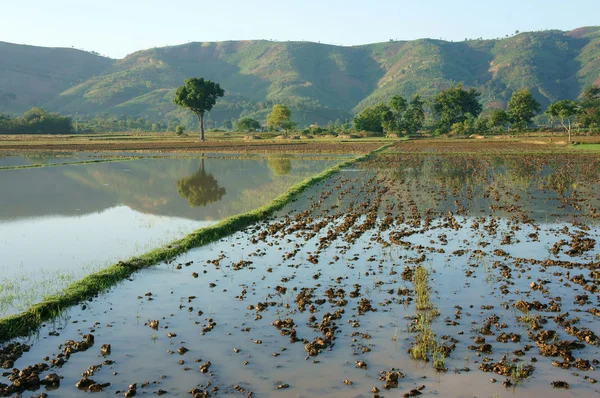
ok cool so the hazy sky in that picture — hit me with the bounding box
[1,0,598,58]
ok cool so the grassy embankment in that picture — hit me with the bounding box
[0,143,392,343]
[0,158,140,170]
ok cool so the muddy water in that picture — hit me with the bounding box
[0,155,340,316]
[1,153,599,397]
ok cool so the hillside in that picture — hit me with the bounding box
[0,41,112,113]
[1,26,599,127]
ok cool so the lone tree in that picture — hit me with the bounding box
[507,88,540,131]
[266,104,295,135]
[173,78,224,141]
[546,100,579,142]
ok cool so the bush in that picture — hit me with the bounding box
[175,125,185,135]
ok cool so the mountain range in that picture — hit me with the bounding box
[1,26,599,127]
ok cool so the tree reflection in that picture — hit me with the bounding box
[177,159,226,207]
[267,157,292,176]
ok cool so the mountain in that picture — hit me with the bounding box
[1,26,599,127]
[0,41,112,113]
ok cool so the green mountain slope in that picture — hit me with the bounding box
[1,26,599,127]
[0,41,112,113]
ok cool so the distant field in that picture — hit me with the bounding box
[1,131,600,154]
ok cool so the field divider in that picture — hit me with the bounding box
[0,158,140,170]
[0,143,392,343]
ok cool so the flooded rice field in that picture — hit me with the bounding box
[0,154,340,316]
[1,151,600,397]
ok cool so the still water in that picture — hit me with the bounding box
[0,155,340,315]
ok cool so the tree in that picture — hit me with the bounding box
[388,95,408,132]
[432,84,482,133]
[173,77,224,141]
[175,125,185,136]
[223,120,233,130]
[507,88,540,131]
[266,104,295,135]
[474,116,491,134]
[237,117,261,132]
[177,159,226,207]
[353,103,392,134]
[403,95,425,134]
[489,109,510,131]
[576,85,600,130]
[546,100,579,142]
[23,107,50,122]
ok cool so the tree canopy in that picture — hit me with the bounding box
[173,78,224,141]
[546,100,579,141]
[0,107,73,134]
[237,117,261,132]
[507,88,541,130]
[266,104,295,134]
[432,84,482,133]
[353,103,391,134]
[577,85,600,129]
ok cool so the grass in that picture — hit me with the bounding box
[510,361,533,385]
[409,265,444,370]
[0,143,392,343]
[0,157,138,170]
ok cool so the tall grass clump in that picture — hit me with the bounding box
[409,265,446,371]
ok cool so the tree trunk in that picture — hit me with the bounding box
[197,113,205,142]
[568,119,572,143]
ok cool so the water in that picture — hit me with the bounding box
[1,152,599,398]
[0,155,340,315]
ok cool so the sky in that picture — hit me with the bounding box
[1,0,598,59]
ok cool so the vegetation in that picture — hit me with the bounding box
[237,117,261,132]
[353,103,391,134]
[0,108,73,134]
[173,78,225,141]
[507,88,541,131]
[546,100,579,141]
[353,95,425,135]
[432,84,482,133]
[266,104,295,134]
[577,85,600,129]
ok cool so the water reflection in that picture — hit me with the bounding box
[267,157,292,176]
[0,155,340,316]
[177,159,226,207]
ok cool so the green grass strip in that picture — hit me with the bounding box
[0,144,392,343]
[0,158,140,170]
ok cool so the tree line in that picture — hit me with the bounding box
[2,80,599,140]
[0,108,73,134]
[352,84,600,140]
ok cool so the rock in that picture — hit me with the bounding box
[100,344,111,356]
